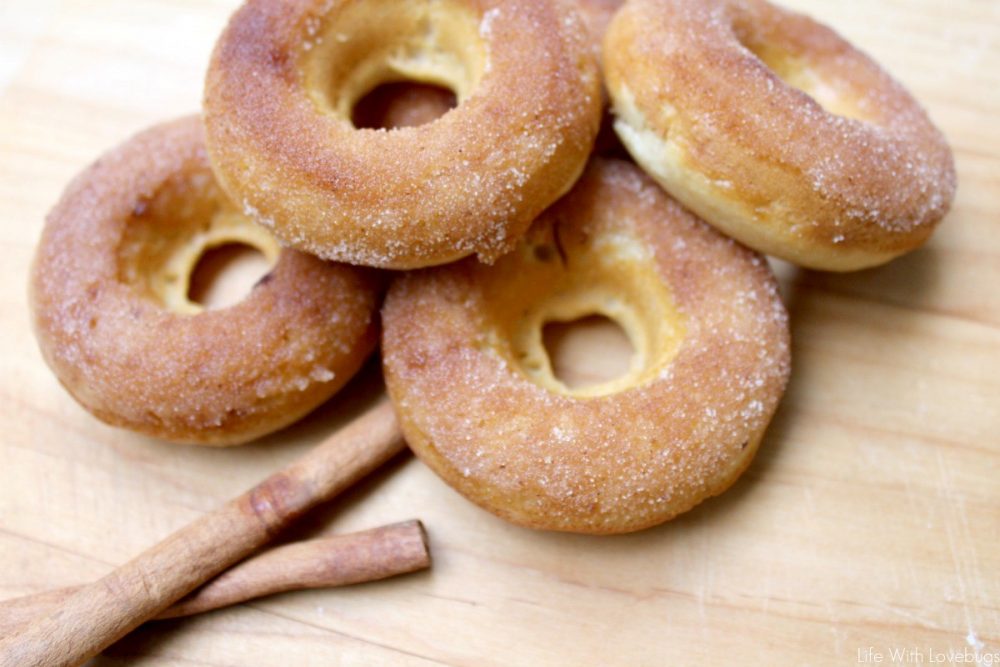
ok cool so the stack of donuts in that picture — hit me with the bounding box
[30,0,955,534]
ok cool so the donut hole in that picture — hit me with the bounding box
[351,82,457,130]
[732,27,871,122]
[479,222,686,398]
[118,171,281,315]
[302,0,486,128]
[542,315,635,389]
[187,243,273,311]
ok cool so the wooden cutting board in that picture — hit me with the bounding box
[1,0,997,664]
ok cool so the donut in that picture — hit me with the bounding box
[382,159,791,534]
[603,0,957,271]
[204,0,602,269]
[30,117,381,446]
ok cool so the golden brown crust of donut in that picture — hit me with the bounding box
[30,116,381,446]
[383,159,790,534]
[204,0,602,269]
[603,0,957,271]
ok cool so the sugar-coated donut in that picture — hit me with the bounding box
[30,117,381,446]
[205,0,602,269]
[382,160,791,534]
[603,0,956,271]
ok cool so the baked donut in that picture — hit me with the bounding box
[383,160,791,534]
[30,117,380,446]
[204,0,602,269]
[603,0,956,271]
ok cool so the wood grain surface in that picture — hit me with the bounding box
[1,0,998,665]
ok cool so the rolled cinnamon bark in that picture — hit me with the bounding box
[0,397,406,667]
[0,520,430,636]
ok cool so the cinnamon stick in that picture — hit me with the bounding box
[0,520,429,636]
[0,397,405,667]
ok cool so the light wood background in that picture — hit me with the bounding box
[1,1,998,665]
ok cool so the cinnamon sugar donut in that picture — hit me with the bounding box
[30,117,380,446]
[204,0,602,269]
[383,160,790,534]
[603,0,956,271]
